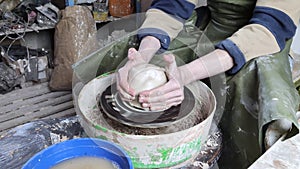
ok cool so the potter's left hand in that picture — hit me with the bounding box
[138,54,185,111]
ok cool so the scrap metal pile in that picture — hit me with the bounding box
[0,0,60,94]
[0,0,60,28]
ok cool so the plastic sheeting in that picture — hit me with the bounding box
[0,117,83,169]
[219,40,299,168]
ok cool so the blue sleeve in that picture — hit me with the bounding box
[216,6,297,75]
[137,28,170,50]
[150,0,196,21]
[137,0,196,50]
[216,39,246,75]
[250,6,297,50]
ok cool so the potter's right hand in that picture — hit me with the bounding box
[117,48,146,101]
[116,36,161,101]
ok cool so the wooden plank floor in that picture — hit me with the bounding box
[0,82,75,134]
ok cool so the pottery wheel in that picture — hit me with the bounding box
[98,83,196,128]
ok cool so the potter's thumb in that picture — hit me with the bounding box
[163,54,177,78]
[128,48,138,60]
[163,54,176,66]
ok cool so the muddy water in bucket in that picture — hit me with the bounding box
[51,157,119,169]
[76,73,216,168]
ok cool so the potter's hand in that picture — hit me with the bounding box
[117,36,161,100]
[139,54,185,111]
[117,48,146,100]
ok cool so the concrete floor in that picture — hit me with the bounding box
[249,116,300,169]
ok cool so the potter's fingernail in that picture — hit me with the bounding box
[142,103,149,107]
[129,89,135,96]
[126,94,134,100]
[129,48,134,53]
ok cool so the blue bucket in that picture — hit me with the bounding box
[22,138,133,169]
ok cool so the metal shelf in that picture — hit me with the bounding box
[0,24,55,37]
[94,16,121,24]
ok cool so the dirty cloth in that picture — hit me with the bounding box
[0,117,83,169]
[0,62,21,94]
[72,3,299,169]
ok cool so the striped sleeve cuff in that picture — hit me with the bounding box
[216,39,246,75]
[137,28,171,50]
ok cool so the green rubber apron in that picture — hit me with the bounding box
[193,0,300,168]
